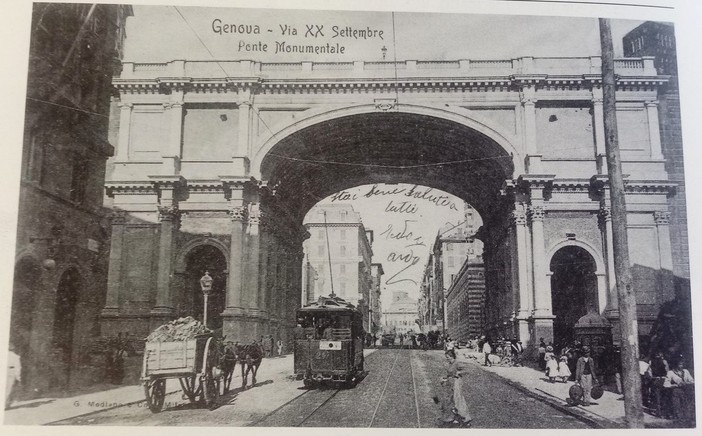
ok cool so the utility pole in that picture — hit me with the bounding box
[599,18,644,428]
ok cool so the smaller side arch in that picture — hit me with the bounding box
[175,237,230,274]
[546,239,605,274]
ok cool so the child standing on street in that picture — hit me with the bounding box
[558,355,572,383]
[546,354,559,383]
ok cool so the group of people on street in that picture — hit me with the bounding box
[260,334,284,357]
[640,352,695,424]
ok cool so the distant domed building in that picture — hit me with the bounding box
[382,291,418,335]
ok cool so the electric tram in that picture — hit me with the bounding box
[293,295,365,387]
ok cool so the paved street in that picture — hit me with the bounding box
[50,349,589,428]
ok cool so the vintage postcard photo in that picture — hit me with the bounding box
[1,0,699,430]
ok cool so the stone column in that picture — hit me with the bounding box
[101,210,126,317]
[151,205,179,317]
[592,90,607,173]
[646,101,664,160]
[512,208,531,343]
[599,205,619,319]
[116,103,132,161]
[529,201,554,343]
[222,205,247,341]
[244,202,262,339]
[163,101,183,174]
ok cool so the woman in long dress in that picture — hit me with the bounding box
[438,349,472,427]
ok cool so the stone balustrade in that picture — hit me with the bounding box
[120,56,658,80]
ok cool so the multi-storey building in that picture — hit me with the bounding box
[422,204,483,331]
[622,22,690,360]
[382,291,418,336]
[302,204,374,328]
[369,263,384,334]
[12,3,132,394]
[446,258,486,342]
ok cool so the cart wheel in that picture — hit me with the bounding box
[144,379,166,413]
[303,378,315,389]
[179,376,197,403]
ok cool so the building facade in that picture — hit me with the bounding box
[301,204,374,329]
[12,3,132,394]
[422,204,483,331]
[382,291,418,336]
[102,27,682,352]
[446,259,486,342]
[370,263,384,334]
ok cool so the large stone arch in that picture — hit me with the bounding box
[250,102,523,180]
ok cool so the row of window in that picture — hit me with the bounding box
[317,245,351,257]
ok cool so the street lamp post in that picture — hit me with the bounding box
[200,271,213,327]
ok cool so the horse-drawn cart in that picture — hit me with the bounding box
[141,318,221,413]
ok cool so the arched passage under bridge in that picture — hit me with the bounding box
[238,111,520,347]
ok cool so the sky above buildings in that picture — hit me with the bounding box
[308,185,470,312]
[125,6,643,63]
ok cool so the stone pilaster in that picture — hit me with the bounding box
[151,205,180,317]
[244,202,262,339]
[521,89,542,173]
[162,101,183,174]
[646,101,664,160]
[102,210,126,317]
[592,90,607,173]
[599,205,619,317]
[222,205,247,341]
[237,94,252,156]
[511,207,531,346]
[116,102,132,161]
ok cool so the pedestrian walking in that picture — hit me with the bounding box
[435,349,472,427]
[546,354,559,383]
[575,346,599,406]
[5,344,21,409]
[482,338,492,366]
[510,337,523,366]
[276,339,283,356]
[111,341,127,384]
[544,345,555,371]
[538,338,546,370]
[557,355,571,383]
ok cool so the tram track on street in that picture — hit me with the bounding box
[367,349,401,427]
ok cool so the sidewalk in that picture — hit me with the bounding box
[3,352,297,425]
[458,349,676,428]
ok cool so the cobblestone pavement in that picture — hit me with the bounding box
[46,349,592,428]
[256,349,590,428]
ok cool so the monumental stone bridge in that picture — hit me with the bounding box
[103,56,675,349]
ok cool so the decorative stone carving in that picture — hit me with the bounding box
[598,205,611,230]
[157,205,180,222]
[511,210,527,226]
[110,210,127,225]
[228,205,248,222]
[374,98,396,112]
[654,211,671,225]
[528,205,545,221]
